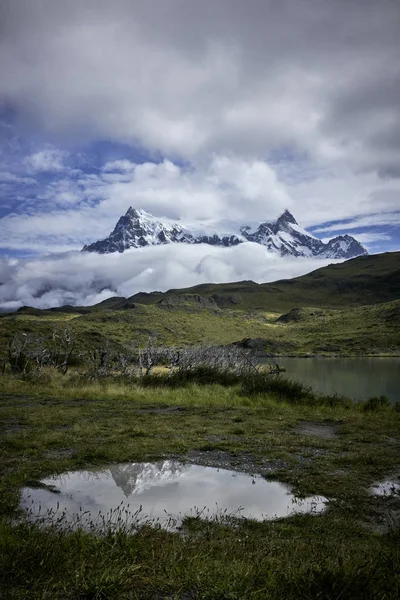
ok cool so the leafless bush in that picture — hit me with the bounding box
[5,328,279,384]
[84,337,166,380]
[167,345,259,375]
[138,337,164,377]
[161,344,284,379]
[7,328,75,376]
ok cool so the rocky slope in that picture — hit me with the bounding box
[82,207,367,259]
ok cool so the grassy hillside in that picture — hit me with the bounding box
[260,251,400,310]
[1,296,399,358]
[1,252,399,358]
[129,252,400,312]
[0,300,279,357]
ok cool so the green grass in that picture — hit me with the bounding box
[1,297,399,360]
[0,301,279,356]
[273,299,400,355]
[0,372,399,598]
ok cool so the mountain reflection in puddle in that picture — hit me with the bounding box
[370,480,400,496]
[20,461,327,531]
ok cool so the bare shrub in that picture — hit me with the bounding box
[7,328,75,376]
[168,345,263,376]
[84,337,165,381]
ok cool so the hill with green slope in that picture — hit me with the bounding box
[1,297,399,359]
[0,252,399,358]
[129,251,400,312]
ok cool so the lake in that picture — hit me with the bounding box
[269,357,400,403]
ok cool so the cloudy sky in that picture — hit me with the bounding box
[0,0,399,308]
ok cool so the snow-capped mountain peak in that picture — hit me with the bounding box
[82,207,367,260]
[277,209,298,226]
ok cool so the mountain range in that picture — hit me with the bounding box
[82,207,367,260]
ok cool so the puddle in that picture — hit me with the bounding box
[20,461,327,532]
[371,479,400,497]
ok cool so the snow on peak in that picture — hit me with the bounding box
[82,208,368,259]
[277,209,298,225]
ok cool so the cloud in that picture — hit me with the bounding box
[286,169,400,229]
[1,0,399,172]
[0,209,104,253]
[314,212,400,234]
[1,147,400,256]
[0,155,293,252]
[102,160,136,173]
[1,0,399,263]
[0,172,36,185]
[24,147,68,173]
[0,244,337,311]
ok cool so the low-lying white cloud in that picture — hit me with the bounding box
[0,244,337,311]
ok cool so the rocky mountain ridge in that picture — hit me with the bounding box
[82,207,367,259]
